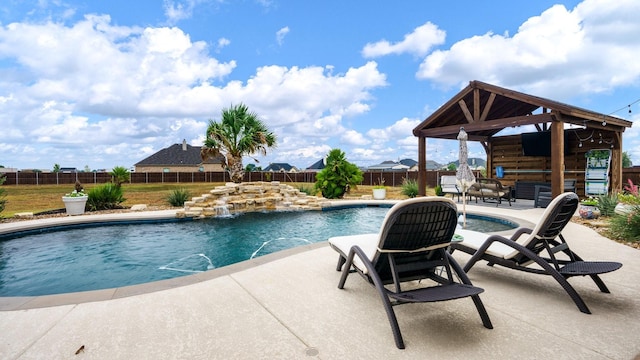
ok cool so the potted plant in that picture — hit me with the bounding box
[616,179,640,215]
[373,177,386,200]
[62,181,88,215]
[579,197,600,219]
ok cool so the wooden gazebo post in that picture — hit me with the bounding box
[418,136,427,196]
[550,115,565,197]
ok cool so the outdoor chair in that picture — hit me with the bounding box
[440,175,461,201]
[534,179,577,208]
[451,192,622,314]
[328,197,493,349]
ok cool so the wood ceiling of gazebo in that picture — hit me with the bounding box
[413,80,632,141]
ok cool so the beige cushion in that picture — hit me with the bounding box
[328,233,379,274]
[455,229,519,258]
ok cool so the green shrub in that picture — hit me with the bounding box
[434,185,444,196]
[87,183,125,211]
[297,184,316,196]
[597,193,618,217]
[607,206,640,242]
[0,175,6,216]
[401,178,419,198]
[314,149,363,199]
[166,188,191,206]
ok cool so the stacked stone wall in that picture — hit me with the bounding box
[176,181,327,218]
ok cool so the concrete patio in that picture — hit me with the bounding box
[1,203,639,359]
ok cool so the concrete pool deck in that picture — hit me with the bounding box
[1,202,639,359]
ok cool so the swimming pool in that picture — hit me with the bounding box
[0,207,517,297]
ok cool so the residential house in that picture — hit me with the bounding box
[367,160,411,171]
[263,163,299,172]
[305,159,326,172]
[448,157,486,170]
[399,158,419,171]
[134,140,224,172]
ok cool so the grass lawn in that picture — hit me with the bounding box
[1,182,424,218]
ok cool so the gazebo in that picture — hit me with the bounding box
[413,80,633,198]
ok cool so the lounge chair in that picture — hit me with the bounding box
[451,192,622,314]
[328,197,493,349]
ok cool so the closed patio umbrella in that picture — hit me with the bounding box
[456,127,476,228]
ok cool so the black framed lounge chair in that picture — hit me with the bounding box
[328,197,493,349]
[451,192,622,314]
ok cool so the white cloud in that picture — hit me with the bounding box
[216,37,230,52]
[276,26,289,46]
[417,0,640,99]
[340,130,369,146]
[163,0,207,24]
[362,22,446,58]
[0,15,389,169]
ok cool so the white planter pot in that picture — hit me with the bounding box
[372,188,386,200]
[62,196,88,215]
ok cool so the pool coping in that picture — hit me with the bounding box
[0,200,533,311]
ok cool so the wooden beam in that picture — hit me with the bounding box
[611,132,623,193]
[474,88,480,121]
[485,142,493,178]
[550,117,564,197]
[418,113,554,138]
[458,100,474,123]
[479,93,496,122]
[418,136,426,196]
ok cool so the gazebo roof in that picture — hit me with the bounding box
[413,80,632,141]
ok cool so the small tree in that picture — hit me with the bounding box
[53,164,61,173]
[110,166,130,188]
[314,149,363,199]
[622,151,633,168]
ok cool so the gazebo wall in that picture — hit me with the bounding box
[488,128,619,198]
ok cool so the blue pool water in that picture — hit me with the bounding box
[0,207,516,297]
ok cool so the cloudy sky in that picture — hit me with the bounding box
[1,0,639,171]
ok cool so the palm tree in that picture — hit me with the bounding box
[201,103,277,183]
[110,166,130,188]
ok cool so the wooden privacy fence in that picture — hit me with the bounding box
[2,170,423,187]
[4,169,640,190]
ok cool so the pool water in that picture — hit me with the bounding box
[0,207,516,297]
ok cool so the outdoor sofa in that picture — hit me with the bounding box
[467,178,512,206]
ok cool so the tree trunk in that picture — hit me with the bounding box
[228,156,244,183]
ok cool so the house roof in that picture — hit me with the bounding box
[264,163,296,172]
[399,158,418,167]
[368,160,410,171]
[413,80,633,142]
[306,159,325,170]
[135,142,223,166]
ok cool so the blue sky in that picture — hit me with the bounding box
[1,0,639,171]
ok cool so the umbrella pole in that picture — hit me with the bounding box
[462,190,467,228]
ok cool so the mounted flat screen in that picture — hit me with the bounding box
[521,131,569,156]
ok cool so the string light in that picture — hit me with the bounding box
[607,98,640,117]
